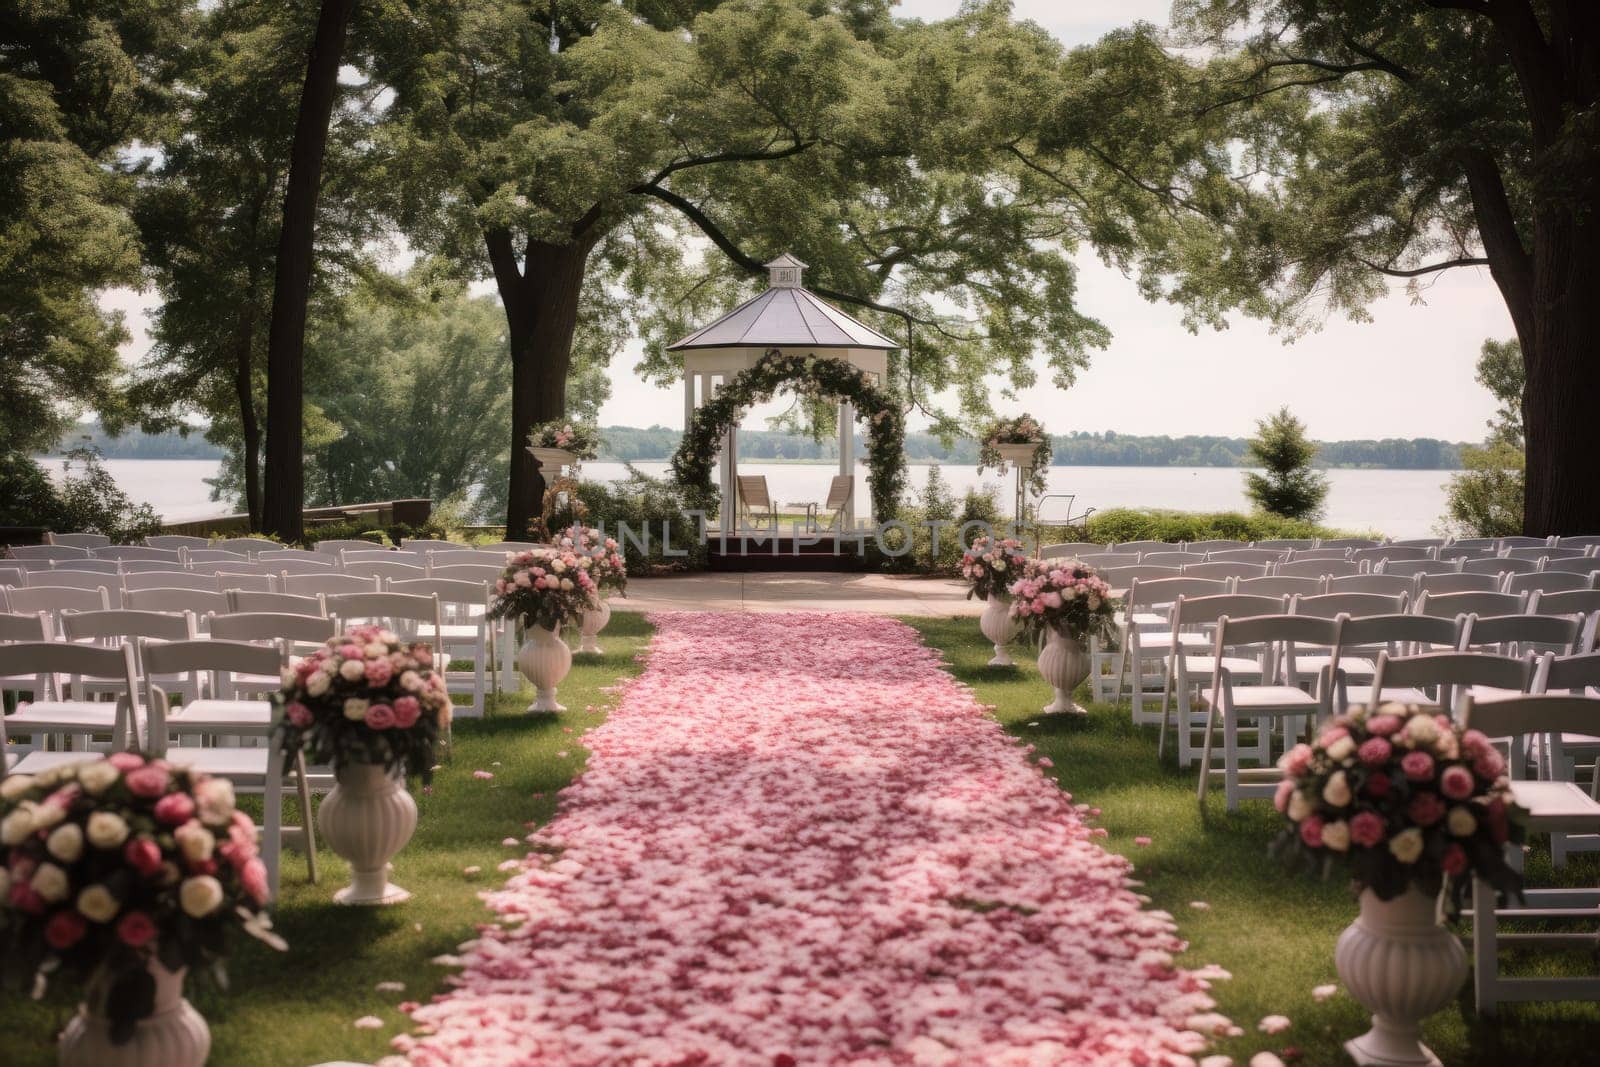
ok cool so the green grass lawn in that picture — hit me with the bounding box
[908,614,1600,1067]
[0,612,655,1067]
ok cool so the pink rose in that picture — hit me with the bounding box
[1357,737,1392,767]
[1364,773,1392,799]
[365,703,396,730]
[392,696,421,728]
[1366,715,1402,737]
[1461,729,1492,756]
[1318,726,1350,748]
[286,702,313,728]
[46,909,88,949]
[409,645,433,668]
[1400,751,1435,782]
[1407,792,1446,827]
[365,657,393,686]
[152,792,195,826]
[124,764,171,799]
[1350,811,1387,847]
[116,910,157,948]
[1299,815,1325,847]
[1441,844,1469,876]
[1473,748,1505,780]
[1283,744,1314,777]
[1274,778,1296,813]
[1440,765,1476,800]
[107,752,145,772]
[8,882,44,915]
[239,858,269,906]
[340,643,362,660]
[123,837,164,877]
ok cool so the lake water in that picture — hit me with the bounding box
[63,458,1459,538]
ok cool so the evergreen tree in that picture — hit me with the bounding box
[1244,407,1328,521]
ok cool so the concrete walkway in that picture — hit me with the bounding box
[611,572,981,617]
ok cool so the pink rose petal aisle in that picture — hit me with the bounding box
[401,613,1225,1066]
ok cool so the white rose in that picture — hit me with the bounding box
[0,807,34,845]
[560,578,573,591]
[1447,806,1477,837]
[1286,790,1312,823]
[1325,736,1356,763]
[179,875,224,918]
[1322,771,1352,808]
[1087,595,1101,610]
[378,630,397,645]
[194,778,235,826]
[47,822,84,863]
[77,884,119,923]
[76,761,119,796]
[1389,827,1424,864]
[339,659,365,682]
[306,671,330,697]
[551,559,566,573]
[1405,714,1439,746]
[1321,820,1351,852]
[399,671,423,692]
[0,774,35,800]
[174,821,215,862]
[85,811,130,849]
[994,560,1006,572]
[364,642,387,659]
[280,667,297,688]
[31,862,70,902]
[344,698,369,721]
[30,799,65,830]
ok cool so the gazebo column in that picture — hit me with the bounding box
[838,398,855,530]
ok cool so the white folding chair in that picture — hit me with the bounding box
[257,548,322,561]
[324,591,442,651]
[7,584,112,627]
[343,559,426,583]
[1287,547,1355,561]
[1461,613,1585,658]
[227,589,327,617]
[215,572,276,593]
[48,532,111,549]
[1532,589,1600,617]
[428,550,498,570]
[95,546,182,564]
[1194,613,1339,809]
[268,557,337,575]
[122,571,218,592]
[1277,558,1362,579]
[8,545,91,562]
[1285,591,1410,688]
[281,573,379,597]
[1138,551,1191,568]
[61,608,199,703]
[1254,538,1317,550]
[1326,573,1415,598]
[1184,539,1248,553]
[208,611,336,658]
[1236,575,1325,599]
[1079,552,1141,569]
[1376,558,1460,579]
[1510,571,1595,596]
[402,539,468,552]
[144,534,211,551]
[123,588,230,632]
[1207,548,1289,565]
[1159,593,1288,764]
[25,572,123,608]
[0,564,27,588]
[313,539,383,556]
[341,549,425,566]
[1542,555,1600,576]
[1110,577,1229,716]
[1317,538,1381,550]
[1038,542,1103,560]
[386,578,489,717]
[0,611,56,701]
[213,537,281,557]
[184,548,251,564]
[139,640,313,900]
[1100,564,1182,590]
[1353,545,1434,566]
[0,641,140,763]
[1365,650,1533,718]
[1180,561,1268,582]
[1329,614,1465,711]
[1414,590,1529,620]
[52,559,121,574]
[1416,571,1503,597]
[1112,540,1173,555]
[1462,556,1538,577]
[1458,692,1600,1013]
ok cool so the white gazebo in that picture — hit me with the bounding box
[669,254,899,535]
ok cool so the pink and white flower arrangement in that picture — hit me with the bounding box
[527,420,598,461]
[274,626,452,783]
[557,525,628,596]
[488,546,600,630]
[959,533,1029,601]
[0,757,284,1043]
[977,413,1052,495]
[1007,557,1119,645]
[1272,702,1524,912]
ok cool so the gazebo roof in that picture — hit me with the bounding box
[667,255,898,353]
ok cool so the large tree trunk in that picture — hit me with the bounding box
[1522,214,1600,535]
[486,232,594,540]
[261,0,357,542]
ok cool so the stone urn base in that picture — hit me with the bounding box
[577,597,611,655]
[60,957,210,1067]
[1038,629,1090,714]
[979,594,1020,667]
[317,762,417,906]
[1335,886,1467,1066]
[517,623,572,712]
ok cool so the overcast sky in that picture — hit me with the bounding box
[106,0,1511,443]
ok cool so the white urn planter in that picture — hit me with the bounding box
[577,596,611,655]
[527,445,577,475]
[517,622,571,712]
[979,594,1021,666]
[317,762,417,906]
[1037,628,1091,714]
[1334,886,1467,1067]
[993,441,1039,469]
[60,955,210,1067]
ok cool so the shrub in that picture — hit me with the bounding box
[1080,508,1377,545]
[0,447,160,542]
[571,467,704,571]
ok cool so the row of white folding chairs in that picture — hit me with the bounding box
[1099,562,1598,600]
[1045,533,1600,557]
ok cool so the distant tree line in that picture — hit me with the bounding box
[62,421,1464,471]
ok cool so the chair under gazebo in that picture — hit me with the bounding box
[668,254,899,549]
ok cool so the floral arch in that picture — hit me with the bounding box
[670,350,906,522]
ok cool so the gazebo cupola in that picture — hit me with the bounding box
[668,254,899,533]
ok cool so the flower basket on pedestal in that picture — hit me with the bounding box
[1272,703,1525,1065]
[274,628,452,906]
[527,446,577,475]
[488,544,600,713]
[0,758,286,1066]
[555,525,628,656]
[1006,556,1118,715]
